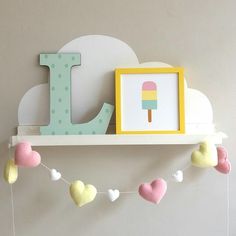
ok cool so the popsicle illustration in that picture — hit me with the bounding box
[142,81,157,123]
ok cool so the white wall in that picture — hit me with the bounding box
[0,0,235,235]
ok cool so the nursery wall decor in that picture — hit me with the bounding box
[4,35,231,236]
[40,53,114,135]
[4,159,18,184]
[191,140,218,168]
[115,67,185,134]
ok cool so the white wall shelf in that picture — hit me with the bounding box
[10,132,226,147]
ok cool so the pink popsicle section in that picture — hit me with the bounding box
[142,81,157,90]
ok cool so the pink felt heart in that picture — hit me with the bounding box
[15,142,41,167]
[215,146,231,174]
[139,178,167,204]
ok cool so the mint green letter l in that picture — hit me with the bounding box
[39,53,114,135]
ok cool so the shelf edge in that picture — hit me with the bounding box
[10,133,226,147]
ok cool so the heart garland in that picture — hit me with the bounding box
[70,180,97,207]
[4,159,18,184]
[139,179,167,204]
[191,141,218,168]
[50,169,61,181]
[15,142,41,167]
[4,141,231,207]
[214,146,231,174]
[172,170,184,182]
[107,189,120,202]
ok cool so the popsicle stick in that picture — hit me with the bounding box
[148,110,152,123]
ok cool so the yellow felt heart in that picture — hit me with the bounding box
[4,159,18,184]
[191,141,218,168]
[70,180,97,207]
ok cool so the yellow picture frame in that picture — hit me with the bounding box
[115,67,185,134]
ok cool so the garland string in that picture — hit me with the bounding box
[8,146,16,236]
[40,162,71,185]
[227,174,230,236]
[10,185,16,236]
[40,162,138,193]
[40,161,192,193]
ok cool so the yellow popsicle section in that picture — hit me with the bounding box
[142,90,157,100]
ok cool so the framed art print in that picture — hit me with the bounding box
[115,67,185,134]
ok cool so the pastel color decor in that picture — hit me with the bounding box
[4,159,18,184]
[191,141,218,168]
[215,146,231,174]
[70,180,97,207]
[138,178,167,204]
[107,189,120,202]
[172,170,183,182]
[142,81,157,123]
[39,53,114,135]
[115,67,185,134]
[50,169,61,181]
[17,36,216,135]
[15,142,41,167]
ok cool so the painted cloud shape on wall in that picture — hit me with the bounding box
[18,35,214,133]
